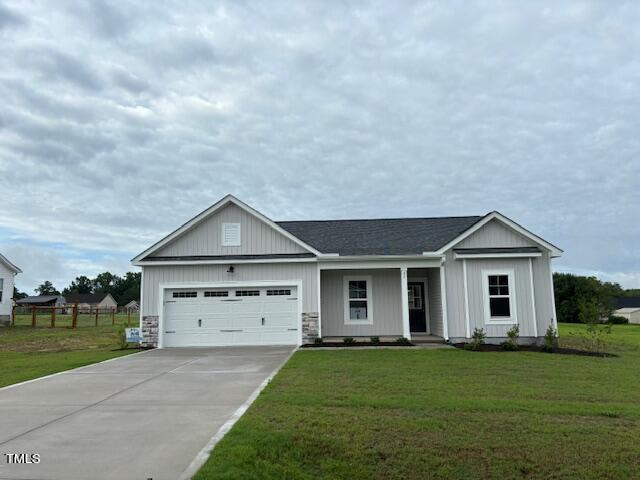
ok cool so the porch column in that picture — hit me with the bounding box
[400,266,411,340]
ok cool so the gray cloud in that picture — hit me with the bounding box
[0,1,26,30]
[0,0,639,291]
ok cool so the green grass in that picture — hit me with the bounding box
[0,322,140,388]
[195,323,640,480]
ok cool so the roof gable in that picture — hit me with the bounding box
[0,253,21,274]
[132,195,322,263]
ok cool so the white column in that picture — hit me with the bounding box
[440,261,450,341]
[400,266,411,339]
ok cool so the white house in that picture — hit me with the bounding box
[0,253,21,326]
[132,195,562,348]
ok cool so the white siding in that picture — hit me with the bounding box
[321,269,403,337]
[0,263,15,317]
[426,268,443,337]
[142,263,318,316]
[155,203,308,257]
[456,219,536,248]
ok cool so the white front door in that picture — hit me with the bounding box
[163,286,298,347]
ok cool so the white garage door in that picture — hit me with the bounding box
[162,286,299,347]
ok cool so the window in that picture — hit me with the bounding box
[173,291,197,298]
[267,289,291,296]
[0,278,3,302]
[483,270,516,323]
[204,291,229,297]
[222,223,241,246]
[343,276,373,324]
[236,290,260,297]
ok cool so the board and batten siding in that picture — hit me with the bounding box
[444,219,555,340]
[321,269,403,337]
[142,263,319,316]
[426,268,443,337]
[154,203,308,257]
[0,262,15,317]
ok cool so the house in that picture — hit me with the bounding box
[0,253,21,326]
[64,293,118,311]
[16,295,66,308]
[123,300,140,311]
[614,297,640,324]
[132,195,562,348]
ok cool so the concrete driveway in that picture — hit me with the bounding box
[0,346,294,480]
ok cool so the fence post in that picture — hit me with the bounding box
[11,304,16,326]
[51,308,56,328]
[112,308,115,325]
[95,306,99,326]
[32,306,36,328]
[72,304,78,329]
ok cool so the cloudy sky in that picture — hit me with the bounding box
[0,1,638,293]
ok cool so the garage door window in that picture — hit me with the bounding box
[204,291,229,297]
[343,275,373,325]
[173,291,197,298]
[236,290,260,297]
[267,289,291,296]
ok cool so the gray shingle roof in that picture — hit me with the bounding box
[64,293,109,304]
[616,297,640,309]
[277,216,483,255]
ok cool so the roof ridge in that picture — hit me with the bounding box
[277,215,483,223]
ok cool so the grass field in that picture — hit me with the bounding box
[0,319,140,388]
[195,323,640,480]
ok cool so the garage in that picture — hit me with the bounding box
[161,285,300,347]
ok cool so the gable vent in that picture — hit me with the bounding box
[222,223,241,246]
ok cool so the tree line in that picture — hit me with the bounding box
[553,272,639,323]
[14,272,141,306]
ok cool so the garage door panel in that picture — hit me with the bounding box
[163,286,298,347]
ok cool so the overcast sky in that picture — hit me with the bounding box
[0,1,638,293]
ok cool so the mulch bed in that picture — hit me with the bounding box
[452,343,617,357]
[301,342,414,348]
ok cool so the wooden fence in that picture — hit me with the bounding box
[11,304,138,328]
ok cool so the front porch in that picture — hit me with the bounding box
[318,265,446,341]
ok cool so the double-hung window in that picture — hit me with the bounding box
[482,270,516,324]
[343,276,372,324]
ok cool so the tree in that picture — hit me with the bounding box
[63,276,93,295]
[13,286,27,300]
[554,272,623,323]
[92,272,116,295]
[35,281,60,296]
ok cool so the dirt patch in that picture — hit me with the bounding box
[452,343,617,357]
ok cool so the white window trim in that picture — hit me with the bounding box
[343,275,373,325]
[222,222,241,247]
[482,269,517,325]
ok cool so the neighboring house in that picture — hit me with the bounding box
[614,297,640,324]
[123,300,140,311]
[132,195,562,348]
[0,253,21,326]
[64,293,118,311]
[16,295,66,307]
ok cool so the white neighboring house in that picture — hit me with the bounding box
[132,194,563,349]
[614,298,640,324]
[0,253,21,326]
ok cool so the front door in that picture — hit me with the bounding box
[408,282,427,333]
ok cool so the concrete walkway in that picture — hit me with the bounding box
[0,346,294,480]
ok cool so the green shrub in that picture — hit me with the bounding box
[343,337,355,345]
[469,328,486,351]
[314,337,324,345]
[502,324,520,351]
[585,322,612,354]
[542,325,557,352]
[370,336,380,345]
[395,337,411,345]
[608,315,629,324]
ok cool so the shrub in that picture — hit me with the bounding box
[314,337,324,345]
[469,328,486,351]
[343,337,355,345]
[502,324,520,351]
[370,336,380,345]
[395,337,411,345]
[542,325,557,352]
[585,322,612,354]
[608,315,629,325]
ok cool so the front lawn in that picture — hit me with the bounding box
[195,323,640,480]
[0,324,139,388]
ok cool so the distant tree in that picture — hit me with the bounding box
[13,286,27,300]
[554,273,623,323]
[63,275,93,295]
[92,272,116,295]
[112,272,141,305]
[35,281,60,296]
